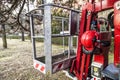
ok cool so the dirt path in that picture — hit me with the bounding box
[0,38,71,80]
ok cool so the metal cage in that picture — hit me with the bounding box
[28,3,80,74]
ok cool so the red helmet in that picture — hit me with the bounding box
[81,30,98,50]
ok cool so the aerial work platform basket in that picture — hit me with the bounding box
[28,3,80,74]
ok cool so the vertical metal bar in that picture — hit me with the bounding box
[68,11,72,58]
[68,36,73,58]
[62,18,65,54]
[77,13,80,34]
[71,37,73,49]
[44,5,52,74]
[76,13,79,51]
[69,11,72,35]
[68,11,74,58]
[74,12,79,53]
[30,15,36,59]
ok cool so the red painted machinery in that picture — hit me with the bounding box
[69,0,120,80]
[28,0,120,80]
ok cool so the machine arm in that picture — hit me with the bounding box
[71,0,120,80]
[94,0,118,12]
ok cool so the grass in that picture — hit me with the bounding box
[0,38,72,80]
[108,38,114,63]
[7,35,77,46]
[0,37,115,80]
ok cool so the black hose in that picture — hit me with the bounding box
[108,11,114,28]
[108,11,114,37]
[82,46,94,54]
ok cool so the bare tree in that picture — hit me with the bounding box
[1,24,7,48]
[0,0,29,48]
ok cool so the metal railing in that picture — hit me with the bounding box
[28,3,80,74]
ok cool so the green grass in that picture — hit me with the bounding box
[109,38,114,63]
[7,35,77,46]
[35,37,77,46]
[5,35,115,64]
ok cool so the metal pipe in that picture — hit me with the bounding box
[25,3,80,16]
[44,4,52,74]
[62,18,65,54]
[30,15,37,59]
[38,3,80,13]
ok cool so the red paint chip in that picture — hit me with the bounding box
[58,63,62,68]
[40,66,45,71]
[35,63,39,68]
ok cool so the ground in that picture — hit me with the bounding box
[0,38,114,80]
[0,38,72,80]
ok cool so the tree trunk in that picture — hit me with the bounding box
[21,28,25,41]
[2,24,7,48]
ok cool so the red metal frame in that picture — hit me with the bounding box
[95,0,118,12]
[93,32,111,67]
[70,0,119,80]
[114,1,120,67]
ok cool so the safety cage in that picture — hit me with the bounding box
[27,3,80,74]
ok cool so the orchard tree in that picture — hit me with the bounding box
[0,0,28,48]
[0,0,82,48]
